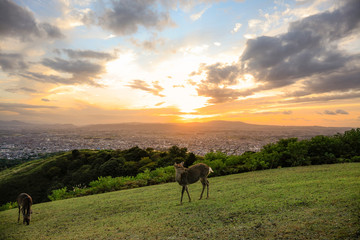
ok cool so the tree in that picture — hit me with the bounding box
[71,149,80,158]
[184,152,196,167]
[99,157,124,177]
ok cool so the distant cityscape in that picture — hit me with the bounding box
[0,121,352,160]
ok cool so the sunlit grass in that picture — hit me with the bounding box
[0,163,359,239]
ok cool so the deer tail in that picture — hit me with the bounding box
[209,167,214,174]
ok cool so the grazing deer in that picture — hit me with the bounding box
[174,162,213,204]
[17,193,33,225]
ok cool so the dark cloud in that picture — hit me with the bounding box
[283,91,360,104]
[14,49,115,86]
[197,62,240,85]
[0,0,64,41]
[193,0,360,104]
[0,103,58,113]
[98,0,173,36]
[192,62,245,103]
[41,98,50,102]
[335,109,349,115]
[301,67,360,95]
[127,80,164,97]
[241,0,360,89]
[19,72,76,85]
[60,49,116,60]
[197,84,252,103]
[0,53,28,72]
[6,87,37,93]
[322,109,349,115]
[41,58,104,85]
[19,71,100,86]
[42,58,103,75]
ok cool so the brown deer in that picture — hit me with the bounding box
[17,193,33,225]
[174,162,213,204]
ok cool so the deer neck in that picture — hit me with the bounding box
[175,167,187,183]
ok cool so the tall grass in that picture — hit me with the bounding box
[0,163,359,240]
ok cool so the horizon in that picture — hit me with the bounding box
[1,0,360,128]
[0,119,354,129]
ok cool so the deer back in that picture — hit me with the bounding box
[17,193,32,214]
[183,163,210,184]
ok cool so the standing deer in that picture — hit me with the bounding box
[174,162,213,204]
[17,193,33,225]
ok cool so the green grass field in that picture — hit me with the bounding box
[1,163,359,239]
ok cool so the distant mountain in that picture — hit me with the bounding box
[0,120,352,133]
[0,120,33,127]
[0,120,76,130]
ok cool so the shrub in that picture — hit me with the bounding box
[48,187,70,201]
[0,201,18,211]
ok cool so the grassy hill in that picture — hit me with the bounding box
[1,163,359,239]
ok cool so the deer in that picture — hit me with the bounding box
[174,162,213,204]
[17,193,33,225]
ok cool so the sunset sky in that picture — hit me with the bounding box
[0,0,359,127]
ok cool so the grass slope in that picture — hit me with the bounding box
[1,163,359,240]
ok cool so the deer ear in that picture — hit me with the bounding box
[180,162,184,166]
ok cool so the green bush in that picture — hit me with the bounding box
[48,187,70,201]
[0,201,18,211]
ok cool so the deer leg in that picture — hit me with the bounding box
[18,206,20,223]
[185,186,191,202]
[199,178,206,200]
[181,186,185,204]
[206,179,210,199]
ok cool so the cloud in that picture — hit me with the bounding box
[41,98,50,102]
[335,109,349,115]
[192,62,249,103]
[191,0,360,104]
[0,103,58,114]
[41,57,105,85]
[283,91,360,104]
[197,85,249,103]
[190,6,209,21]
[126,80,165,97]
[59,49,116,60]
[195,62,240,85]
[98,0,174,36]
[322,109,349,115]
[301,67,360,95]
[131,36,165,51]
[19,72,79,85]
[0,53,28,72]
[254,110,293,115]
[5,87,37,93]
[241,0,360,89]
[0,0,64,41]
[231,23,242,33]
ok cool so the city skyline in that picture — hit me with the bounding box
[1,0,360,127]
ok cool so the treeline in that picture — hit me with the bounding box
[46,128,360,201]
[0,146,197,205]
[1,129,359,209]
[0,152,64,171]
[200,128,360,175]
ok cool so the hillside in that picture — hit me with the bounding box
[1,128,360,206]
[0,147,192,204]
[1,163,359,240]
